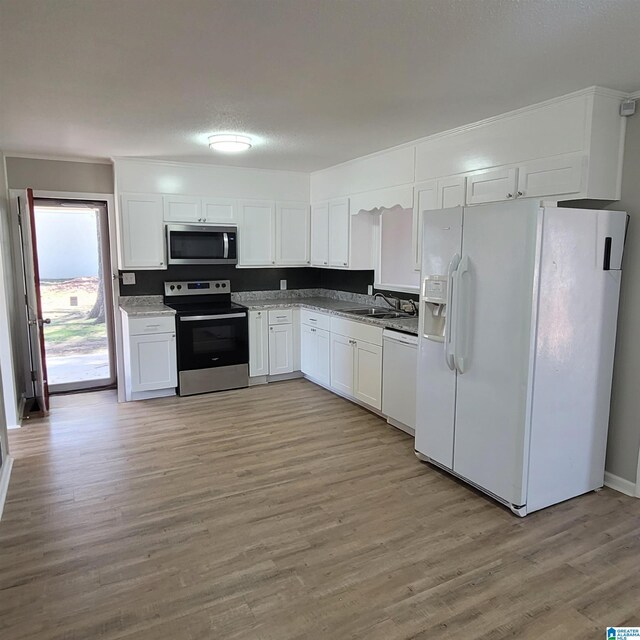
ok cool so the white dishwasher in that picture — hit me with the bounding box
[382,329,418,435]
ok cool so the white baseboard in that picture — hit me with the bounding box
[604,471,638,498]
[0,456,14,520]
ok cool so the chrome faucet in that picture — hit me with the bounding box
[373,292,401,310]
[373,292,418,315]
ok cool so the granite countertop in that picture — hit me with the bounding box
[241,297,419,336]
[119,296,176,318]
[118,290,419,334]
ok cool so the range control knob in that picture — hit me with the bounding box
[221,282,227,288]
[215,283,220,288]
[169,285,175,291]
[177,285,182,290]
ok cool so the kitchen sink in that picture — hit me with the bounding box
[343,307,413,319]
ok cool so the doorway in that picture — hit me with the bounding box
[27,199,116,394]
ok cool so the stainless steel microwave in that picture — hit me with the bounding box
[166,224,238,265]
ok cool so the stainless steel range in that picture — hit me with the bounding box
[163,280,248,396]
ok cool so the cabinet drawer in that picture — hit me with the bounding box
[301,309,331,331]
[128,316,175,336]
[268,309,293,325]
[330,317,383,346]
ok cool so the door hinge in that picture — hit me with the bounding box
[30,370,37,382]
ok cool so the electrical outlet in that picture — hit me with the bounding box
[122,272,136,286]
[280,279,287,290]
[367,285,373,295]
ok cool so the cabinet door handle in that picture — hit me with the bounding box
[323,261,328,265]
[517,191,524,197]
[506,193,513,199]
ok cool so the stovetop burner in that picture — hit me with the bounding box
[163,279,246,316]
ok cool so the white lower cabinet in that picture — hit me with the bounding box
[329,319,383,410]
[130,334,177,392]
[301,325,330,386]
[353,341,383,409]
[249,308,298,377]
[249,310,269,377]
[121,312,177,401]
[268,323,294,375]
[330,333,355,397]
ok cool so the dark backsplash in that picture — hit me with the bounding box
[119,266,375,296]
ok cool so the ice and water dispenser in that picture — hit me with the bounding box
[421,275,448,342]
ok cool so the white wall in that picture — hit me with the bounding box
[5,157,114,193]
[603,112,640,485]
[563,111,640,487]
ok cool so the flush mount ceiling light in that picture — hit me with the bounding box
[208,134,252,153]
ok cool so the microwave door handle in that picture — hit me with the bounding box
[223,232,229,259]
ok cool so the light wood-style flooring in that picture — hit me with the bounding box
[1,379,639,639]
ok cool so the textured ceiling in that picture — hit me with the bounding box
[1,0,640,172]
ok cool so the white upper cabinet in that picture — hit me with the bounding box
[516,153,584,199]
[438,176,466,208]
[202,198,236,223]
[239,200,310,267]
[413,90,624,202]
[316,197,374,270]
[276,202,310,266]
[466,167,518,205]
[328,198,350,267]
[163,195,202,223]
[413,181,438,271]
[310,202,329,266]
[119,194,165,270]
[239,200,276,266]
[163,194,236,225]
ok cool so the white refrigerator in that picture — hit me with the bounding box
[415,199,627,516]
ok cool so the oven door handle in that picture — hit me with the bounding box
[223,232,229,259]
[179,313,246,321]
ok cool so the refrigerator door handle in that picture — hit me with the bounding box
[454,255,471,374]
[444,253,461,371]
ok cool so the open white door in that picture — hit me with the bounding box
[18,188,50,413]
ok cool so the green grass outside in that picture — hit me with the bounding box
[45,314,106,345]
